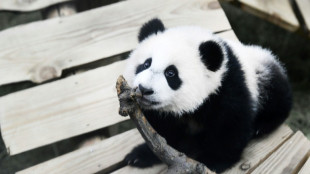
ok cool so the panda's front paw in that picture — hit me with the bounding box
[124,143,161,168]
[124,152,151,168]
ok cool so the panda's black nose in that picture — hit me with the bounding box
[139,84,154,95]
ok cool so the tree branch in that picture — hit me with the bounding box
[116,75,216,174]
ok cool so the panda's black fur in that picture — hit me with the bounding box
[124,19,292,173]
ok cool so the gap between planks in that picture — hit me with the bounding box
[0,0,73,11]
[44,1,77,19]
[0,0,231,85]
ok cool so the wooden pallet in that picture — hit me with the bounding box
[0,0,309,173]
[225,0,310,36]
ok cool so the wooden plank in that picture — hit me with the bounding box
[0,0,72,11]
[224,125,293,174]
[0,60,128,155]
[251,131,310,174]
[0,0,231,85]
[238,0,299,31]
[17,129,144,174]
[296,0,310,31]
[0,30,236,155]
[112,125,292,174]
[299,156,310,174]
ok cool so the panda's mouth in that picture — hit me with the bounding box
[137,97,160,107]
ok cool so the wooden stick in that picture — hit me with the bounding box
[116,75,216,174]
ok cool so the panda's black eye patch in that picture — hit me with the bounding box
[136,58,152,74]
[164,65,182,90]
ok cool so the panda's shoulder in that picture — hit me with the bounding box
[225,40,276,63]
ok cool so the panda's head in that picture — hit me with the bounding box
[124,19,228,115]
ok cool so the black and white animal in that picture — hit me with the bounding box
[123,19,292,173]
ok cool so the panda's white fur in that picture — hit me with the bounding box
[124,26,283,115]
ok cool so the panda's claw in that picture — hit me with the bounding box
[124,143,162,168]
[133,159,139,164]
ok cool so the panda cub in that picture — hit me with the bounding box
[123,19,292,173]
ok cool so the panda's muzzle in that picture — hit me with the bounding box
[138,84,154,96]
[135,84,159,106]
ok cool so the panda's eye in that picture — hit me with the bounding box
[143,58,152,69]
[165,70,175,77]
[144,62,150,68]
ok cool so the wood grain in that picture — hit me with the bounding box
[0,0,72,11]
[0,60,128,155]
[251,131,310,174]
[298,156,310,174]
[0,0,231,85]
[17,129,144,174]
[238,0,299,31]
[296,0,310,31]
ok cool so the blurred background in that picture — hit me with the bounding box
[0,0,309,173]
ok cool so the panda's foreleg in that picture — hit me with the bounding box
[124,143,162,168]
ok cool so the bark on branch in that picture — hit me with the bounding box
[116,75,216,174]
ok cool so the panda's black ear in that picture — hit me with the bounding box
[138,18,165,42]
[199,41,224,72]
